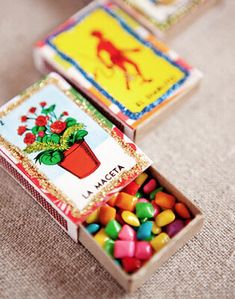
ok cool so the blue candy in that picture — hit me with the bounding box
[137,221,153,240]
[86,223,100,234]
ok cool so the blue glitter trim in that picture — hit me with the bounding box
[45,4,189,121]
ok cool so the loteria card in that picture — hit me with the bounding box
[123,0,206,32]
[0,73,151,226]
[35,0,201,135]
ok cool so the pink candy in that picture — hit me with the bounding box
[135,241,153,260]
[143,179,157,194]
[138,198,149,203]
[114,240,135,258]
[118,224,136,241]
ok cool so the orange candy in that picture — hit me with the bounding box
[99,205,116,226]
[155,192,175,209]
[116,192,138,212]
[107,193,118,207]
[175,203,191,219]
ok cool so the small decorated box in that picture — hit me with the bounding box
[0,73,203,292]
[34,0,202,141]
[117,0,215,38]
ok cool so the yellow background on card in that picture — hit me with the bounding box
[52,8,185,114]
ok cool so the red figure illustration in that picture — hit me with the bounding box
[91,30,152,90]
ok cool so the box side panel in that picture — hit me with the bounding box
[0,153,79,242]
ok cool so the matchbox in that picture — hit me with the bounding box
[34,0,202,141]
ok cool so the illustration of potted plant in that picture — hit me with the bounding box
[17,101,100,179]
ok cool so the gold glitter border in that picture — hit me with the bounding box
[0,75,149,219]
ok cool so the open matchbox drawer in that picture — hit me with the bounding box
[0,73,203,292]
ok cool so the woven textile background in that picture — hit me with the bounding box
[0,1,234,298]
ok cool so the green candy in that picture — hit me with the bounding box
[104,239,114,256]
[135,191,143,199]
[104,219,121,240]
[150,187,164,200]
[136,202,154,219]
[140,217,149,224]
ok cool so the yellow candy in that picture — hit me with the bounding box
[94,228,109,247]
[122,211,140,227]
[86,208,100,224]
[155,209,175,227]
[150,233,170,252]
[135,172,148,186]
[152,222,162,235]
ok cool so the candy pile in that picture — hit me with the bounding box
[85,172,192,273]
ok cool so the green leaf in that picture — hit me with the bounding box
[50,134,60,144]
[42,135,49,143]
[42,104,56,115]
[38,126,46,132]
[75,130,88,140]
[38,150,63,165]
[65,117,77,127]
[32,126,39,135]
[36,136,42,142]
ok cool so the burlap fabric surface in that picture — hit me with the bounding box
[0,1,234,298]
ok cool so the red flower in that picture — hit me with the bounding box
[40,101,47,107]
[35,115,47,126]
[21,115,28,122]
[38,131,45,137]
[50,121,66,134]
[29,107,36,113]
[17,126,27,136]
[63,111,69,116]
[23,133,36,145]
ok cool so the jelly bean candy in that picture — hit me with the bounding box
[114,240,135,258]
[143,179,157,194]
[104,239,114,256]
[122,257,141,273]
[144,234,155,241]
[86,223,100,234]
[135,172,148,186]
[152,202,161,217]
[150,187,164,200]
[137,221,153,240]
[105,219,121,240]
[175,203,191,219]
[122,211,140,227]
[118,224,136,240]
[152,222,162,235]
[155,209,175,227]
[150,232,170,252]
[94,228,110,247]
[99,205,116,226]
[116,192,137,212]
[135,191,144,198]
[166,219,184,237]
[107,193,118,207]
[123,181,140,195]
[135,241,153,260]
[86,208,100,224]
[136,202,154,219]
[140,217,149,224]
[155,192,175,209]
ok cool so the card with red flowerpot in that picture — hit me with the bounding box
[0,72,151,241]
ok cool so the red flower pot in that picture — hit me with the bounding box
[59,141,100,179]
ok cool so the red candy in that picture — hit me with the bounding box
[135,241,153,260]
[143,179,157,194]
[152,202,161,217]
[175,203,191,219]
[123,181,140,195]
[122,257,142,273]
